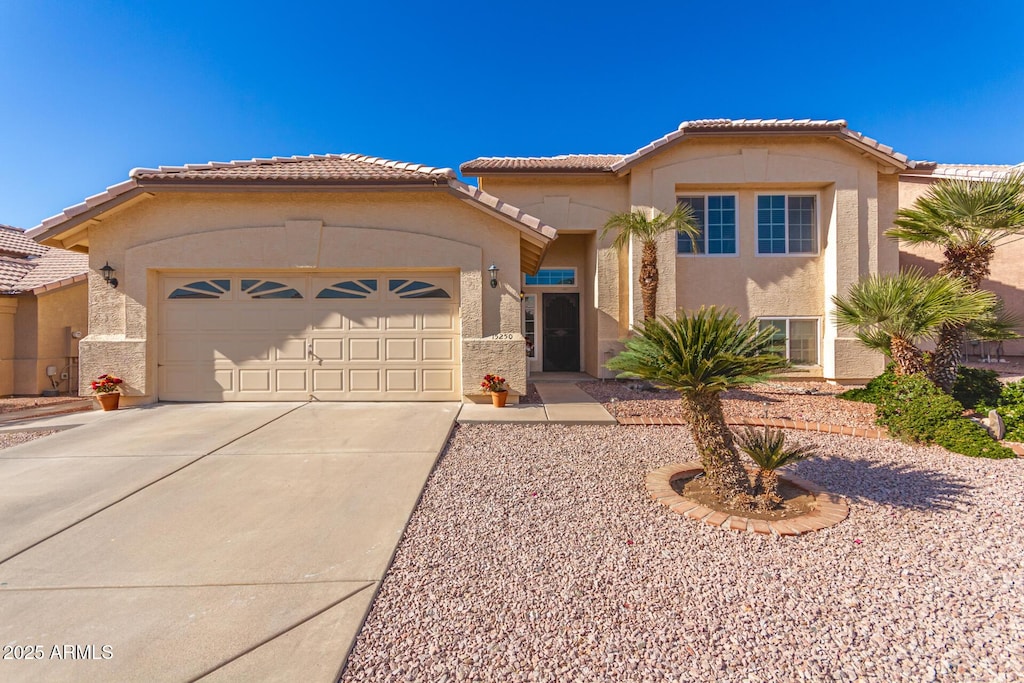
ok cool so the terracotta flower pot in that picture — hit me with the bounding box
[491,390,509,408]
[96,392,120,411]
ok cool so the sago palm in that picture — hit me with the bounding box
[734,426,817,510]
[606,306,789,505]
[887,172,1024,389]
[832,268,996,377]
[602,204,699,320]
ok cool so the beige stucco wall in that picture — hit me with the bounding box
[478,139,901,382]
[7,283,88,395]
[477,176,631,378]
[898,176,1024,356]
[79,190,531,404]
[620,136,900,382]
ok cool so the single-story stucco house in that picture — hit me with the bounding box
[0,225,88,396]
[25,119,1024,405]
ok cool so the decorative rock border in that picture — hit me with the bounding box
[645,461,850,536]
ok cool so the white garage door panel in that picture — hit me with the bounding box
[158,273,460,401]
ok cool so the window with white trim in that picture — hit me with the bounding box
[677,195,737,255]
[758,318,819,365]
[757,195,817,254]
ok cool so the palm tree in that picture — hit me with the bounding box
[887,171,1024,389]
[832,269,996,376]
[602,204,699,320]
[735,426,816,510]
[606,306,789,505]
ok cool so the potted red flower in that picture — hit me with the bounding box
[91,373,124,411]
[481,373,509,408]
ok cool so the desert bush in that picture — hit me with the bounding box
[875,373,964,443]
[951,367,1003,410]
[838,366,897,404]
[934,419,1016,459]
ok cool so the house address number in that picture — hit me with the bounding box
[489,333,516,340]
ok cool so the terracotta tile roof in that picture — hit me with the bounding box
[27,154,557,272]
[0,224,50,257]
[901,162,1024,181]
[610,118,910,172]
[461,154,625,175]
[0,225,88,294]
[130,153,457,184]
[461,119,912,176]
[15,249,89,292]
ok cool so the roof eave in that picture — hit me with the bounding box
[460,167,617,178]
[444,180,557,275]
[610,128,909,175]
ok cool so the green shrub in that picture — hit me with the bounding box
[934,419,1016,459]
[951,367,1003,410]
[876,373,964,443]
[838,367,897,404]
[981,380,1024,442]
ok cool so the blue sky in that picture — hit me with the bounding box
[2,1,1022,230]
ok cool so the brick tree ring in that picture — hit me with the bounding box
[645,461,849,536]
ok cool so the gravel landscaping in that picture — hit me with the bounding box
[341,424,1023,682]
[581,379,878,431]
[0,429,58,449]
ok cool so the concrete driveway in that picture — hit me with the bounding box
[0,401,458,682]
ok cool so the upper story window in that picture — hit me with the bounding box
[677,195,737,255]
[757,195,817,254]
[524,268,576,286]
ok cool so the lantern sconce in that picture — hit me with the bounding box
[100,262,118,289]
[487,263,499,289]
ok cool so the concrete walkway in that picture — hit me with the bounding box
[457,382,616,425]
[0,402,458,682]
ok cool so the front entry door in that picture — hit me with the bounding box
[542,293,580,372]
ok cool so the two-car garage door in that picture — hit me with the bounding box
[157,272,461,401]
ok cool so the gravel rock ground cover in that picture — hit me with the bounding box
[581,380,878,431]
[0,429,58,449]
[0,396,84,414]
[341,424,1023,683]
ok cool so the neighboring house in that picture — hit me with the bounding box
[897,162,1024,358]
[0,225,88,395]
[25,119,1022,404]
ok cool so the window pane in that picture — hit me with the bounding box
[788,196,816,253]
[706,196,736,255]
[524,269,576,286]
[758,319,787,357]
[788,319,818,365]
[757,196,787,253]
[677,197,705,254]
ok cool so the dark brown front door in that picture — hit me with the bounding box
[542,293,580,372]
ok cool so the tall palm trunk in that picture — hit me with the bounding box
[680,392,751,504]
[931,245,995,391]
[640,241,659,320]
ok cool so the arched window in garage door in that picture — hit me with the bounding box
[240,279,303,299]
[316,279,379,299]
[388,279,451,299]
[168,279,231,299]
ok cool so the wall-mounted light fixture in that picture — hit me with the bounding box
[100,262,118,288]
[519,290,526,301]
[487,263,499,289]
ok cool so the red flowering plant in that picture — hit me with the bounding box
[90,373,124,394]
[481,374,508,393]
